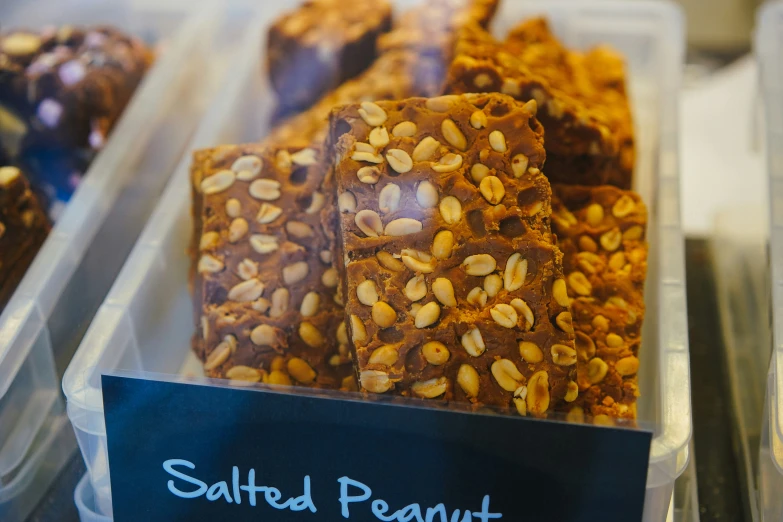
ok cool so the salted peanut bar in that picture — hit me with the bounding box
[0,26,152,160]
[0,166,50,309]
[504,18,634,189]
[329,93,578,416]
[266,0,392,111]
[550,184,648,423]
[444,23,627,188]
[190,143,355,390]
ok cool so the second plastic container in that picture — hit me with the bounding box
[63,1,691,520]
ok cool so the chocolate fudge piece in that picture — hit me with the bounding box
[190,143,355,390]
[444,23,628,188]
[504,18,634,188]
[328,93,578,416]
[0,25,152,160]
[550,185,648,423]
[0,165,50,309]
[267,0,392,111]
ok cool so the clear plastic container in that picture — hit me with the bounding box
[62,1,690,520]
[0,1,234,519]
[757,2,783,520]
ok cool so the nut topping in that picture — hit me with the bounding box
[466,287,488,307]
[470,110,487,129]
[249,234,279,254]
[470,163,490,183]
[405,275,427,301]
[461,327,485,356]
[286,221,314,239]
[551,344,577,366]
[490,303,518,328]
[613,195,635,217]
[518,341,543,363]
[416,181,439,208]
[290,148,317,166]
[300,291,320,316]
[198,254,223,273]
[249,178,282,201]
[526,371,550,414]
[386,149,413,173]
[378,183,401,213]
[392,121,417,137]
[357,280,380,305]
[361,370,391,393]
[269,288,290,317]
[422,342,450,366]
[350,314,366,344]
[231,155,263,180]
[377,251,405,272]
[256,203,282,224]
[432,153,463,173]
[414,302,440,328]
[439,196,462,224]
[567,272,592,296]
[510,298,534,330]
[463,254,496,276]
[369,126,390,148]
[488,130,507,152]
[369,345,399,366]
[357,166,381,184]
[305,192,326,214]
[432,278,456,307]
[385,218,423,236]
[411,377,449,398]
[442,119,467,150]
[412,137,441,162]
[491,359,524,392]
[511,154,529,178]
[282,261,309,284]
[503,253,527,291]
[457,364,480,398]
[228,279,265,302]
[479,176,505,204]
[432,230,454,260]
[553,278,572,307]
[338,191,357,213]
[355,209,383,237]
[401,249,436,273]
[372,301,397,327]
[201,170,235,194]
[483,274,502,297]
[358,101,387,126]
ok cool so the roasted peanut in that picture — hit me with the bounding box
[372,301,397,328]
[457,364,480,398]
[422,342,450,365]
[461,327,485,356]
[412,377,449,398]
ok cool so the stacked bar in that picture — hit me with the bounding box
[328,93,578,416]
[0,166,49,309]
[504,19,634,188]
[551,185,648,423]
[444,21,632,188]
[190,144,354,390]
[266,0,393,111]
